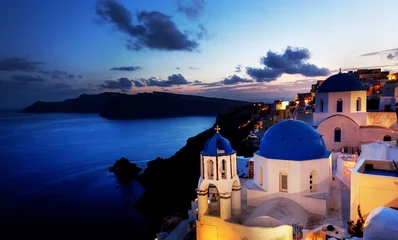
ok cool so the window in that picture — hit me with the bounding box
[356,97,361,111]
[320,99,324,112]
[334,127,341,142]
[207,160,214,179]
[221,159,227,179]
[258,166,263,186]
[310,171,317,192]
[384,135,392,141]
[279,171,288,192]
[336,99,343,112]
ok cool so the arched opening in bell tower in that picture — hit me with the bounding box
[207,184,220,217]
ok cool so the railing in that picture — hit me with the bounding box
[292,221,303,240]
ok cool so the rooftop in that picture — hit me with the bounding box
[354,159,398,177]
[317,73,364,93]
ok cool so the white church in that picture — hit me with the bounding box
[190,121,398,240]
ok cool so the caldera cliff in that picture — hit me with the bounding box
[19,92,250,119]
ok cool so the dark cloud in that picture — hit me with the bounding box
[96,0,199,51]
[10,75,46,82]
[52,74,64,80]
[189,66,198,70]
[166,74,190,85]
[132,74,191,87]
[176,0,205,20]
[360,48,398,60]
[176,67,181,70]
[78,75,83,78]
[67,74,75,79]
[235,65,242,73]
[0,57,43,72]
[52,83,71,89]
[221,75,253,85]
[99,77,133,92]
[48,70,68,80]
[387,52,398,60]
[246,46,330,82]
[110,66,142,71]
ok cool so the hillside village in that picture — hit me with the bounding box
[156,69,398,240]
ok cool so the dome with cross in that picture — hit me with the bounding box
[201,125,235,156]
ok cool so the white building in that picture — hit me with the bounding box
[195,120,336,240]
[189,122,398,240]
[296,72,398,152]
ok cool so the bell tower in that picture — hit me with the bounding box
[196,125,241,220]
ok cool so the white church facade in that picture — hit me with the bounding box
[186,122,398,240]
[296,72,398,152]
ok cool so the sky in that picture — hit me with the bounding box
[1,0,398,108]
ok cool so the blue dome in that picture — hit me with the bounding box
[258,120,329,160]
[202,133,235,156]
[317,73,364,93]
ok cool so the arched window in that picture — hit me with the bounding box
[320,99,324,112]
[258,166,263,186]
[384,135,392,141]
[334,127,341,142]
[310,170,317,192]
[336,98,343,112]
[207,160,214,180]
[221,159,227,179]
[279,171,288,192]
[356,97,361,111]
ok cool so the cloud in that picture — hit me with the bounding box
[67,74,74,80]
[189,66,198,70]
[99,77,133,92]
[110,66,142,71]
[132,74,191,87]
[10,75,46,82]
[235,65,242,73]
[360,48,398,60]
[78,75,83,78]
[166,74,190,85]
[221,75,253,85]
[196,24,210,40]
[0,57,43,72]
[246,46,330,82]
[176,67,181,70]
[176,0,205,20]
[52,83,71,89]
[96,0,199,51]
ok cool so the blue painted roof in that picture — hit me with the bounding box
[317,73,364,93]
[258,120,329,160]
[202,133,235,156]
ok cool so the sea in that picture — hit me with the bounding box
[0,113,215,239]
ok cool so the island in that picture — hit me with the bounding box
[19,92,250,119]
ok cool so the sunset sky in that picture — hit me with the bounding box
[1,0,398,108]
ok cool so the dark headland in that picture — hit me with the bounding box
[19,92,250,119]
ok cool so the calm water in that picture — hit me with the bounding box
[0,113,215,238]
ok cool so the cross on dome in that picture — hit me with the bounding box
[214,125,221,133]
